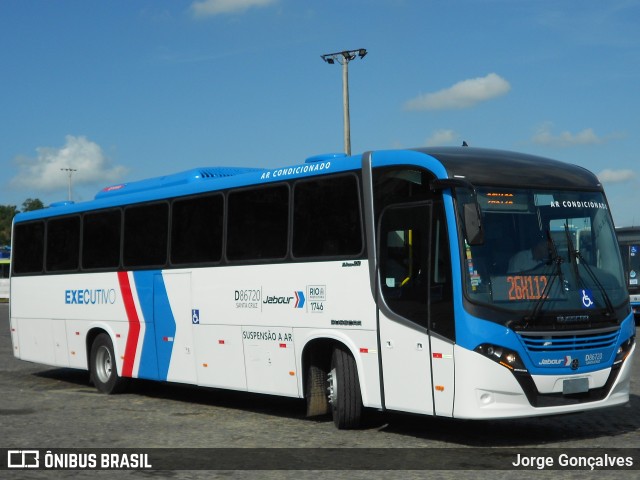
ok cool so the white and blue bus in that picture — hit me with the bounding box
[9,147,635,428]
[616,227,640,323]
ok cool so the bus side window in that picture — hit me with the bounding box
[123,202,169,268]
[227,185,289,261]
[12,221,45,275]
[82,209,121,270]
[46,216,80,272]
[292,174,363,258]
[171,194,223,265]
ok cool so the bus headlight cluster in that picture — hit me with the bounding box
[474,344,527,373]
[614,336,635,365]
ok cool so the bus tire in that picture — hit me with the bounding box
[90,333,127,394]
[328,346,362,429]
[306,363,329,417]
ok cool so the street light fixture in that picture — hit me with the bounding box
[320,48,367,156]
[60,167,77,201]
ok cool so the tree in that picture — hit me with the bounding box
[0,205,18,246]
[0,198,45,246]
[22,198,45,212]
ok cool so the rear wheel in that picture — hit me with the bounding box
[327,346,362,429]
[90,333,127,394]
[305,363,329,417]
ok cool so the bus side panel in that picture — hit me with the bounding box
[52,319,70,367]
[243,326,298,396]
[189,261,379,402]
[10,274,144,378]
[10,276,76,367]
[194,325,247,390]
[16,317,57,365]
[162,272,198,385]
[65,319,91,370]
[129,271,160,380]
[9,304,19,360]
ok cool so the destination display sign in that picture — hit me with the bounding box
[491,275,566,302]
[478,191,531,212]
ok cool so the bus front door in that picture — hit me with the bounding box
[377,201,455,416]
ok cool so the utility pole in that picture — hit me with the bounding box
[320,48,367,156]
[60,168,77,201]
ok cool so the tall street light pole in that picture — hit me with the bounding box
[60,167,77,201]
[321,48,367,156]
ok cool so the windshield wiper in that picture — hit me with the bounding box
[522,229,565,326]
[564,223,616,318]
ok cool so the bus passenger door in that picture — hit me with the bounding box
[377,202,455,416]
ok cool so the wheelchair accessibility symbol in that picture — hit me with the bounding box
[581,289,595,309]
[192,309,200,324]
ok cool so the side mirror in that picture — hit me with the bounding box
[463,203,484,246]
[431,178,485,246]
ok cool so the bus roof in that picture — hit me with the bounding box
[412,147,601,189]
[13,147,602,223]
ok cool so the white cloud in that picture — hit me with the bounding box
[532,122,606,147]
[425,129,458,146]
[532,122,626,148]
[597,169,636,183]
[404,73,511,111]
[190,0,277,17]
[11,135,128,192]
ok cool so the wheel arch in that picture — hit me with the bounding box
[301,337,338,399]
[299,334,364,400]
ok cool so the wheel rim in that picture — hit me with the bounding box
[327,367,338,407]
[95,345,113,384]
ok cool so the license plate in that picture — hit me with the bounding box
[563,377,589,394]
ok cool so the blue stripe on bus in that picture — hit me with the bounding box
[132,270,176,381]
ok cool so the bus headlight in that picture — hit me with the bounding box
[614,336,635,365]
[474,343,527,373]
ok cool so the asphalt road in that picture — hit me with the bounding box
[1,303,638,479]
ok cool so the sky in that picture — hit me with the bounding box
[1,0,639,226]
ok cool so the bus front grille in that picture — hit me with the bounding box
[518,329,619,353]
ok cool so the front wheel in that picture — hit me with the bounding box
[327,346,362,429]
[90,333,128,394]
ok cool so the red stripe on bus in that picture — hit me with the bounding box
[117,271,140,378]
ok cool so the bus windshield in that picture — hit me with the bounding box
[461,187,627,317]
